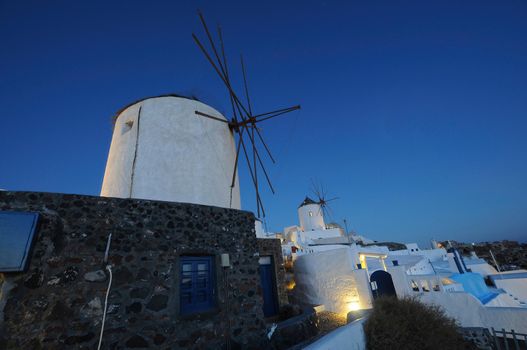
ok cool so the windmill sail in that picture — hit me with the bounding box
[192,11,301,217]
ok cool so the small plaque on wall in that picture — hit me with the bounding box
[0,211,39,272]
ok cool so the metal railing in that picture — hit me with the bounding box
[492,328,527,350]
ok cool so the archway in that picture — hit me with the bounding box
[370,270,397,299]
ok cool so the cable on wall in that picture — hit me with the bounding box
[97,233,113,350]
[97,265,113,350]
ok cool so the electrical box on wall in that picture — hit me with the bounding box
[0,211,39,272]
[220,253,230,267]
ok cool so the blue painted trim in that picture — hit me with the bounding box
[489,272,527,281]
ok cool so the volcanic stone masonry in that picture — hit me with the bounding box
[0,191,279,349]
[257,238,288,308]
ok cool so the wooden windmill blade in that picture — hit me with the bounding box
[194,12,260,214]
[194,31,264,213]
[238,54,278,170]
[196,10,253,120]
[320,182,327,202]
[310,179,325,217]
[217,23,244,192]
[237,122,276,195]
[252,105,302,120]
[219,37,270,216]
[254,106,301,123]
[194,110,230,124]
[254,127,276,163]
[217,24,242,126]
[197,11,229,80]
[324,197,339,224]
[192,27,251,121]
[310,179,339,220]
[238,129,265,216]
[240,54,253,116]
[239,53,262,214]
[197,17,258,202]
[192,11,300,218]
[322,203,334,223]
[238,55,277,194]
[310,178,323,203]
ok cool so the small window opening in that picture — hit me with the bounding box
[420,280,430,292]
[411,280,419,292]
[122,119,134,133]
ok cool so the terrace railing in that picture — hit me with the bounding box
[492,328,527,350]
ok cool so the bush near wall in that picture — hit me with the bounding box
[364,297,473,350]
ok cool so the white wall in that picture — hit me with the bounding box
[304,318,366,350]
[301,227,342,241]
[298,203,325,231]
[494,278,527,303]
[294,247,373,313]
[101,96,241,209]
[390,247,447,262]
[255,220,265,238]
[101,103,141,198]
[405,243,420,253]
[407,258,436,275]
[468,263,498,276]
[419,292,527,333]
[387,266,412,297]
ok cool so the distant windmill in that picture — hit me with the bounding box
[192,10,301,218]
[310,179,339,224]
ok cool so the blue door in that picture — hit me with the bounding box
[180,256,215,315]
[370,270,397,299]
[259,256,279,317]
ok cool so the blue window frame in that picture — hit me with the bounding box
[0,211,39,272]
[180,256,215,315]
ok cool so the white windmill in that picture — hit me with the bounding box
[297,180,340,232]
[100,94,241,209]
[100,11,301,215]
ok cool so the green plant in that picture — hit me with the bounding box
[364,296,471,350]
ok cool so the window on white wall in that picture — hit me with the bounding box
[122,119,134,133]
[420,280,430,292]
[308,211,313,217]
[411,280,419,292]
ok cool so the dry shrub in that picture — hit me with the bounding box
[364,296,471,350]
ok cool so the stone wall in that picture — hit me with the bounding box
[0,191,267,349]
[257,238,289,309]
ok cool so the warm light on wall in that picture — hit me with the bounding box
[342,287,362,314]
[359,255,368,270]
[286,280,296,290]
[346,301,361,312]
[381,258,387,271]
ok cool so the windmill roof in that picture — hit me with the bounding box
[298,196,318,208]
[112,93,204,124]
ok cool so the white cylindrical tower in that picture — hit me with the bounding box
[297,197,325,231]
[100,95,241,209]
[255,219,265,238]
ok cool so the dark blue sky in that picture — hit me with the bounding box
[1,1,526,246]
